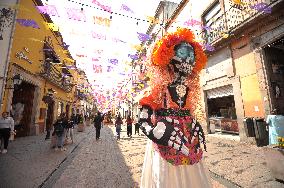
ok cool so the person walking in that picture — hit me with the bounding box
[94,112,103,140]
[134,115,140,135]
[66,114,76,144]
[115,115,123,140]
[126,115,133,138]
[101,113,105,128]
[0,112,14,154]
[53,113,68,151]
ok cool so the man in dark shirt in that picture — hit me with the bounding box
[94,112,103,140]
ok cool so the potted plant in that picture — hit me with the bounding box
[77,115,85,132]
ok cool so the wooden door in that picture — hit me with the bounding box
[12,81,35,137]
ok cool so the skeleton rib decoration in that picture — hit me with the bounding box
[139,28,207,166]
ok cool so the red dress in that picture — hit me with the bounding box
[139,86,204,166]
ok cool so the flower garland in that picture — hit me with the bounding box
[151,28,207,74]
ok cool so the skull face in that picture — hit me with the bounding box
[174,41,195,62]
[170,42,196,79]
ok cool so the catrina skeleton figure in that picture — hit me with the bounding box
[139,28,212,188]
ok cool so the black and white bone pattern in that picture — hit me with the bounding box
[139,105,206,156]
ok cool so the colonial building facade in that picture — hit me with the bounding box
[0,0,88,137]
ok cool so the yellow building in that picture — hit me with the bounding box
[1,0,77,137]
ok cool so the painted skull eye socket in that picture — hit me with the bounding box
[174,42,195,62]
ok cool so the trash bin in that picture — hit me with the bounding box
[253,118,269,146]
[243,118,255,137]
[209,119,216,134]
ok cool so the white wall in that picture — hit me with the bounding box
[167,0,216,34]
[0,0,19,111]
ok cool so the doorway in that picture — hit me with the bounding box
[264,37,284,114]
[45,100,54,139]
[66,104,70,118]
[11,81,36,137]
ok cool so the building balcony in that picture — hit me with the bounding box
[76,90,87,100]
[40,61,73,92]
[203,0,281,45]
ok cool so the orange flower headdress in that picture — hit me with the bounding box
[141,28,207,119]
[151,28,207,74]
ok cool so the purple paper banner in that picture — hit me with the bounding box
[128,54,139,60]
[107,66,114,72]
[250,3,271,14]
[137,32,151,42]
[204,43,215,51]
[120,4,134,13]
[16,19,40,29]
[108,59,118,65]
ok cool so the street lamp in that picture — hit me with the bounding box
[5,74,23,89]
[47,88,56,96]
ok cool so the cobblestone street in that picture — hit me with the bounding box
[0,125,283,188]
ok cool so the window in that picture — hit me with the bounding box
[204,3,222,28]
[202,1,225,43]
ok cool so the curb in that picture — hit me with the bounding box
[209,170,242,188]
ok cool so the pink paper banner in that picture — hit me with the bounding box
[66,8,86,21]
[36,5,60,17]
[92,0,112,13]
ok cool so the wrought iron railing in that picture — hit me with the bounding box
[203,0,280,44]
[40,61,73,92]
[76,89,87,100]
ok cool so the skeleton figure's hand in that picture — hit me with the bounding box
[139,105,206,156]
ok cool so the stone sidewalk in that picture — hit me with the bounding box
[204,133,284,188]
[0,125,94,188]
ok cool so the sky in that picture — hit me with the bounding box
[42,0,179,111]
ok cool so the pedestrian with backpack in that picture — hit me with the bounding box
[53,113,68,151]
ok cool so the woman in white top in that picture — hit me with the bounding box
[0,112,14,153]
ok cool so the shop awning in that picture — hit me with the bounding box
[206,85,233,99]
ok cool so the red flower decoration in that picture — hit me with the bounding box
[151,28,207,74]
